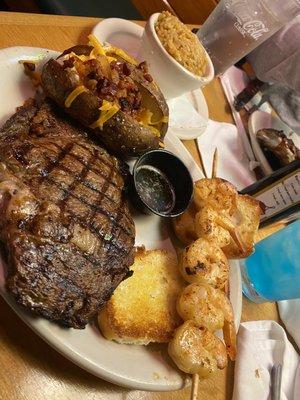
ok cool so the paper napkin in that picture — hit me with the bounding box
[167,89,256,190]
[197,119,256,190]
[233,321,300,400]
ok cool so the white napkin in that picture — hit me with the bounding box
[167,89,256,189]
[197,119,256,190]
[167,92,209,140]
[233,321,300,400]
[168,95,207,132]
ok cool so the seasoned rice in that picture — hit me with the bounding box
[155,11,207,77]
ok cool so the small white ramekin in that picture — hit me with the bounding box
[138,13,214,99]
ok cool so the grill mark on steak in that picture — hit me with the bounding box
[45,176,133,240]
[42,143,122,191]
[87,164,116,225]
[53,141,121,178]
[58,147,98,211]
[0,99,135,328]
[39,142,74,178]
[103,194,128,279]
[44,160,124,210]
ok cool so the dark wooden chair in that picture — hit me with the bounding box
[3,0,142,19]
[4,0,218,23]
[130,0,219,24]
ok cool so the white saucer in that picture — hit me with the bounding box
[92,18,209,140]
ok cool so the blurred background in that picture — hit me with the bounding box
[0,0,218,23]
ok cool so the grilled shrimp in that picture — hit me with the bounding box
[194,178,237,215]
[177,283,236,360]
[194,206,232,248]
[179,238,229,290]
[168,320,228,377]
[172,202,198,246]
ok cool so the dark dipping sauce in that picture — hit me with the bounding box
[135,165,176,214]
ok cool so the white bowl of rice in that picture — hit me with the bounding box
[138,12,214,99]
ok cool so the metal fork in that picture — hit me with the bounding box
[271,364,282,400]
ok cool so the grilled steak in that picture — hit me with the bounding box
[0,99,135,328]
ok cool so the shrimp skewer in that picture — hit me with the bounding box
[177,283,236,360]
[168,321,228,377]
[193,178,237,215]
[170,155,240,389]
[194,206,232,248]
[179,238,229,291]
[195,205,247,254]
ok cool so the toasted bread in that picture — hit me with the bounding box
[222,194,263,259]
[98,249,184,344]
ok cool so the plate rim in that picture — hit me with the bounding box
[0,43,242,391]
[248,110,273,176]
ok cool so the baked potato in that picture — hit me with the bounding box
[41,36,169,156]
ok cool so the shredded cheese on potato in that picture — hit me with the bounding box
[160,116,169,123]
[89,100,120,129]
[148,126,161,137]
[89,48,116,63]
[88,34,136,65]
[69,52,93,62]
[105,45,138,66]
[138,110,169,128]
[88,34,106,55]
[64,36,164,135]
[65,85,88,108]
[149,115,169,125]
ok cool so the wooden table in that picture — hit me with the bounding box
[0,11,281,400]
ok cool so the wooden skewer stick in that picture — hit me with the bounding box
[196,144,208,178]
[191,373,199,400]
[216,215,247,255]
[211,148,218,179]
[228,227,247,256]
[209,147,247,254]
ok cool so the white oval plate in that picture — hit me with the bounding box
[92,18,209,140]
[0,46,241,391]
[248,110,300,176]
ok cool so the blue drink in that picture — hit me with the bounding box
[241,220,300,303]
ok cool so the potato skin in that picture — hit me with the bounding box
[41,45,168,156]
[41,59,100,126]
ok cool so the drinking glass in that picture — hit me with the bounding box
[197,0,300,75]
[241,220,300,303]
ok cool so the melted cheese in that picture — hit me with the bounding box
[69,52,93,62]
[160,116,169,124]
[138,109,152,125]
[148,126,161,137]
[89,100,120,129]
[88,34,136,65]
[100,99,117,112]
[65,86,88,108]
[138,109,168,130]
[88,34,106,56]
[105,45,138,66]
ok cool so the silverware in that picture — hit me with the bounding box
[271,363,282,400]
[233,78,264,111]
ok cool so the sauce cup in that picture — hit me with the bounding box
[129,149,194,217]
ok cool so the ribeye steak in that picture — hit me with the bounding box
[0,99,135,328]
